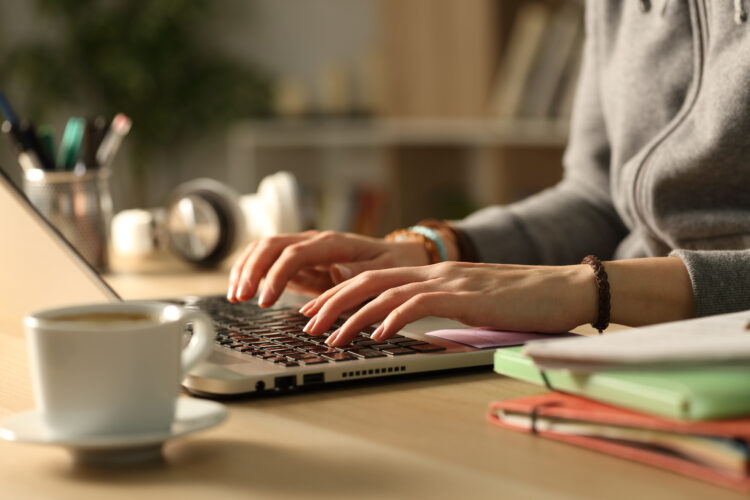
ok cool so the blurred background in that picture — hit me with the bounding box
[0,0,581,238]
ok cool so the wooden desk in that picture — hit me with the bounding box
[0,270,745,499]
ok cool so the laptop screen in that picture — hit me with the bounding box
[0,166,119,330]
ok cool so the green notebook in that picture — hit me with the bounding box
[494,347,750,421]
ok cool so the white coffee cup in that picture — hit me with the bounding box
[24,301,215,438]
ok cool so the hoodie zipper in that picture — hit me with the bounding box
[631,0,707,239]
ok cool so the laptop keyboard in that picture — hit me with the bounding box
[190,296,446,367]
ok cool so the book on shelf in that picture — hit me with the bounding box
[549,27,583,119]
[518,1,583,118]
[488,1,584,120]
[488,2,551,119]
[488,392,750,492]
[317,183,386,236]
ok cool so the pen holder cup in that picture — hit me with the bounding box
[23,168,113,271]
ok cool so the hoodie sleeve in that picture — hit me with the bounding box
[670,249,750,317]
[454,0,628,265]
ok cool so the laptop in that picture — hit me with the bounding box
[0,166,494,397]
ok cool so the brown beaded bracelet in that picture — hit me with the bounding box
[581,255,610,333]
[385,228,443,264]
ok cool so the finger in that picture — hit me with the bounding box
[235,234,308,303]
[329,253,393,285]
[375,292,459,341]
[301,255,393,315]
[326,281,435,346]
[227,242,256,302]
[305,260,413,317]
[309,267,432,335]
[299,274,351,316]
[260,234,361,306]
[286,269,333,296]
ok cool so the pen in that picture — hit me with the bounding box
[0,92,51,171]
[57,117,85,170]
[92,115,109,148]
[82,119,98,168]
[38,125,56,162]
[1,120,47,172]
[0,91,20,126]
[24,122,55,170]
[96,113,131,167]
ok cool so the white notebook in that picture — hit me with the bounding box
[522,310,750,371]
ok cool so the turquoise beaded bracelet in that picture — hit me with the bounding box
[408,225,447,262]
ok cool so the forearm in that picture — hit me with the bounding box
[598,257,696,328]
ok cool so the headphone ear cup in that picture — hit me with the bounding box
[166,179,245,267]
[257,171,303,234]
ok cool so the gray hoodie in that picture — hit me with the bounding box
[455,0,750,317]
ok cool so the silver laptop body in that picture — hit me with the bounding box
[0,167,493,397]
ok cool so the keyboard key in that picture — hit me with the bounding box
[273,349,300,356]
[380,347,415,356]
[347,348,386,358]
[306,345,335,353]
[255,343,279,349]
[265,335,295,342]
[284,318,309,326]
[321,352,356,362]
[264,345,291,352]
[389,337,418,344]
[410,343,446,353]
[300,357,328,365]
[392,340,424,346]
[286,353,311,360]
[370,343,396,350]
[353,339,377,346]
[285,341,308,347]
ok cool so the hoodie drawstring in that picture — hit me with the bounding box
[735,0,748,24]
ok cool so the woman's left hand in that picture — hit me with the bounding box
[298,261,597,347]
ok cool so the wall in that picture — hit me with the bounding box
[0,0,379,208]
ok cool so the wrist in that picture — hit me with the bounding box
[605,257,695,326]
[397,239,432,266]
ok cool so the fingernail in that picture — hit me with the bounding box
[332,264,353,282]
[303,316,317,333]
[371,324,385,341]
[259,286,273,306]
[237,285,246,301]
[326,329,341,346]
[299,300,316,316]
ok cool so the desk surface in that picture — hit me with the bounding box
[0,269,746,500]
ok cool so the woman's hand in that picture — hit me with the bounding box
[299,261,597,347]
[226,231,434,306]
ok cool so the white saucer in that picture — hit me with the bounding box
[0,398,227,466]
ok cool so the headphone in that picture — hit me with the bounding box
[111,171,304,267]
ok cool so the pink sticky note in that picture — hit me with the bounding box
[426,328,575,349]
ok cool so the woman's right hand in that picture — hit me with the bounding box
[226,230,432,307]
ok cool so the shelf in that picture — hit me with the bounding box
[228,118,569,149]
